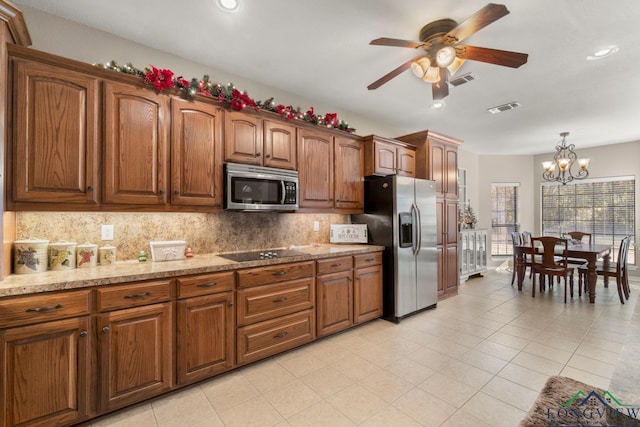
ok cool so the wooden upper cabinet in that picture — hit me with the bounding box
[224,111,262,165]
[103,81,169,205]
[224,112,296,169]
[363,135,415,177]
[334,136,364,211]
[170,97,224,208]
[297,129,334,209]
[263,120,297,169]
[10,58,99,206]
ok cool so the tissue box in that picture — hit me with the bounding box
[149,240,186,262]
[330,224,368,243]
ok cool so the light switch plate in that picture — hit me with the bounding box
[101,224,114,241]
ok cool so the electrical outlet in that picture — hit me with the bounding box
[101,224,114,241]
[313,221,320,232]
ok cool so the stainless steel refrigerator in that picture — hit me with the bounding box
[352,175,438,322]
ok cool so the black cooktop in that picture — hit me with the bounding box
[217,249,307,262]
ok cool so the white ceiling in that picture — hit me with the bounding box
[10,0,640,155]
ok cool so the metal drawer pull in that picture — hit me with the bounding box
[26,304,62,313]
[196,282,218,288]
[273,297,288,303]
[102,326,110,333]
[124,292,151,299]
[273,271,287,276]
[364,258,375,262]
[274,331,288,338]
[330,263,342,268]
[80,331,88,337]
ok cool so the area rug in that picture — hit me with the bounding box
[520,376,640,426]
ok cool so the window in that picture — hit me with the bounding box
[491,183,519,256]
[541,176,635,264]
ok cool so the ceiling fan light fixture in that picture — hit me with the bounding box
[410,57,431,78]
[447,57,465,76]
[423,66,440,83]
[435,46,456,68]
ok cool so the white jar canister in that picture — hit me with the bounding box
[48,241,77,271]
[99,245,116,266]
[76,242,98,268]
[14,238,49,274]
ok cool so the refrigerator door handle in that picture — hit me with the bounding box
[411,202,422,256]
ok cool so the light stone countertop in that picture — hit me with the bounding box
[0,244,384,298]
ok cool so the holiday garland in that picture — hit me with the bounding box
[97,61,355,133]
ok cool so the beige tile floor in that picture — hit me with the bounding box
[87,270,640,427]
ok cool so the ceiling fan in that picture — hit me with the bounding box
[367,3,528,100]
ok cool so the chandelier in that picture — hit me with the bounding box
[541,132,590,185]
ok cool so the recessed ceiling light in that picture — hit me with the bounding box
[218,0,239,12]
[587,45,619,60]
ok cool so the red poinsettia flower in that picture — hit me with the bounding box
[323,113,338,127]
[144,65,175,92]
[305,107,316,122]
[176,76,190,88]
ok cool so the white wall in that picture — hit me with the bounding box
[19,6,400,138]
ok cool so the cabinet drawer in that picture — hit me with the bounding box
[316,256,353,275]
[0,290,91,328]
[96,279,172,312]
[237,261,314,288]
[237,309,315,365]
[237,278,314,326]
[177,271,234,298]
[353,252,382,269]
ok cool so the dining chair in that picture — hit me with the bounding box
[567,231,592,244]
[530,236,575,303]
[510,231,522,286]
[578,236,631,304]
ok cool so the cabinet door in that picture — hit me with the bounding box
[396,147,416,177]
[0,317,91,427]
[316,270,353,337]
[372,140,397,176]
[429,141,446,195]
[354,264,382,324]
[297,129,334,209]
[445,145,459,198]
[171,98,224,207]
[224,111,262,165]
[334,136,364,211]
[103,81,169,205]
[11,58,99,205]
[98,302,172,412]
[263,120,297,169]
[176,292,234,385]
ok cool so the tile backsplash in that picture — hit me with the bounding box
[16,211,349,261]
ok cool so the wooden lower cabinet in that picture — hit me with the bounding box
[97,302,173,412]
[354,264,383,324]
[0,316,92,427]
[316,270,353,336]
[237,310,315,365]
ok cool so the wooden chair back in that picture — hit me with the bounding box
[568,231,592,244]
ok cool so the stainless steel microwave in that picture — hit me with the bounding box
[224,163,299,211]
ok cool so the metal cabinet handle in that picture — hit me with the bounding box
[330,263,342,268]
[272,271,287,276]
[102,326,110,333]
[256,152,261,157]
[87,185,94,191]
[25,304,62,313]
[364,258,375,262]
[274,331,288,338]
[124,292,150,299]
[80,330,88,337]
[273,297,288,303]
[159,189,165,195]
[228,301,234,307]
[174,190,180,195]
[196,282,218,288]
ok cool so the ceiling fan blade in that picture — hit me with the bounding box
[456,45,528,68]
[367,55,425,90]
[369,37,427,49]
[444,3,510,44]
[432,67,449,100]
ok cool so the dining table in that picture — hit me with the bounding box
[514,242,613,303]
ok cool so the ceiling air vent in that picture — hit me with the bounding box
[488,102,521,114]
[449,73,476,87]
